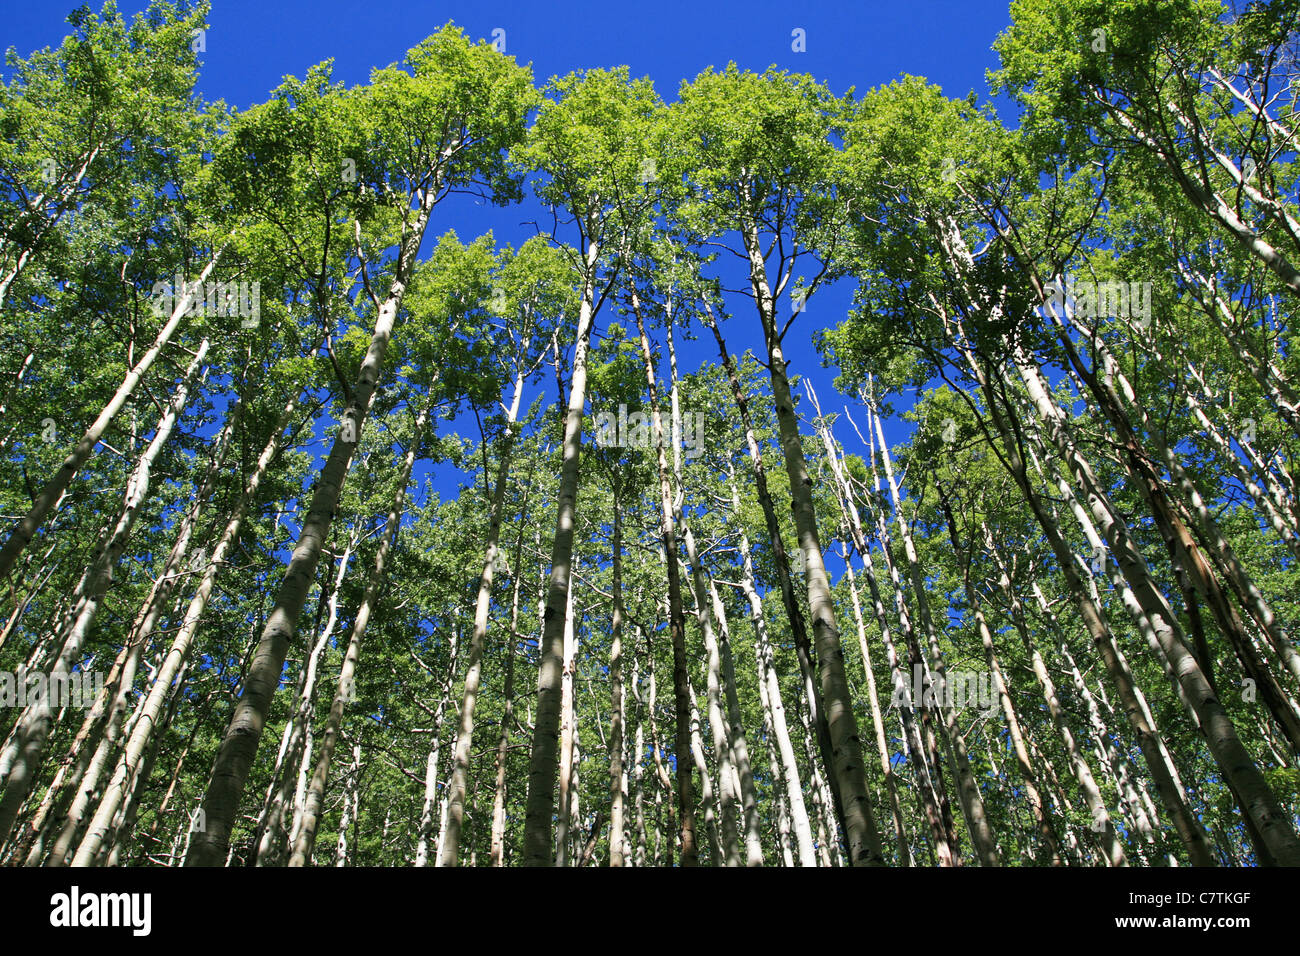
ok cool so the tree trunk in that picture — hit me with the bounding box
[523,234,619,864]
[627,291,699,866]
[555,567,578,866]
[287,435,417,868]
[440,365,528,866]
[184,189,435,866]
[1012,348,1300,863]
[939,496,1059,864]
[35,404,237,866]
[70,388,300,866]
[0,250,221,581]
[607,492,626,866]
[739,226,884,864]
[0,341,210,845]
[730,487,816,866]
[414,620,460,867]
[701,300,849,857]
[867,400,1000,866]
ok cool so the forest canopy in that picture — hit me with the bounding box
[1,0,1298,868]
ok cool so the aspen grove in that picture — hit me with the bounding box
[3,0,1300,868]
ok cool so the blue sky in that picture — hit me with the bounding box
[4,0,1019,531]
[6,1,1014,114]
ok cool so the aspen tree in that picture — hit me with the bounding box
[185,30,535,865]
[515,70,666,865]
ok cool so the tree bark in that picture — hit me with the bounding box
[184,188,435,866]
[0,250,221,581]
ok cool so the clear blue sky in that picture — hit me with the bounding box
[5,1,1013,114]
[4,0,1018,527]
